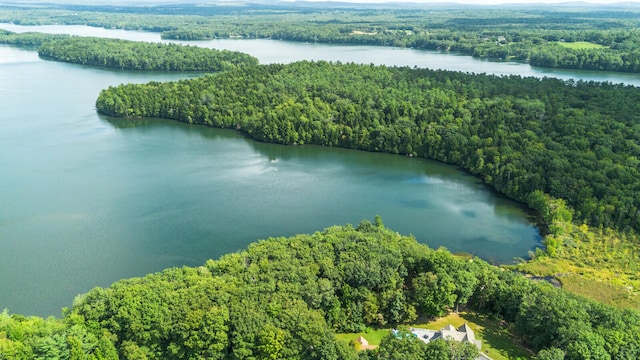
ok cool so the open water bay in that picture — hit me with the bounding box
[0,30,549,316]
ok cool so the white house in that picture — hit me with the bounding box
[410,323,481,350]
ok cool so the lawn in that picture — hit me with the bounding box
[335,328,389,350]
[555,41,606,49]
[336,311,532,359]
[411,311,533,360]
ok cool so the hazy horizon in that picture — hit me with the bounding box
[6,0,640,5]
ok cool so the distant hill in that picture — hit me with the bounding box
[4,0,640,10]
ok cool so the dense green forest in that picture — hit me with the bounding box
[3,4,640,72]
[0,32,258,71]
[38,37,258,71]
[2,222,639,359]
[0,29,66,46]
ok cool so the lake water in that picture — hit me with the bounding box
[3,23,640,85]
[4,23,631,316]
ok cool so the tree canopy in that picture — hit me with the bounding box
[0,31,259,71]
[37,37,258,71]
[2,221,639,359]
[0,30,67,47]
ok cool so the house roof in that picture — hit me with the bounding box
[443,324,456,331]
[457,323,475,342]
[356,336,368,346]
[410,323,481,350]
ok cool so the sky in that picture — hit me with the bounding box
[302,0,640,3]
[15,0,640,3]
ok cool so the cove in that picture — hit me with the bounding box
[0,36,545,317]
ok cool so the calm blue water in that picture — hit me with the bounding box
[0,25,590,316]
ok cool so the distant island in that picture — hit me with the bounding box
[0,31,258,71]
[38,37,258,71]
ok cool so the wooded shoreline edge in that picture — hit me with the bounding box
[2,221,639,359]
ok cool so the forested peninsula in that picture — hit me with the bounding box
[96,61,640,232]
[3,4,640,72]
[0,31,258,71]
[2,222,640,359]
[38,37,258,71]
[95,60,640,308]
[0,29,66,46]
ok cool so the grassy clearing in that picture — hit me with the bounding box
[555,41,606,49]
[411,311,533,360]
[515,223,640,311]
[338,311,532,358]
[517,258,640,311]
[335,328,389,350]
[559,274,639,310]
